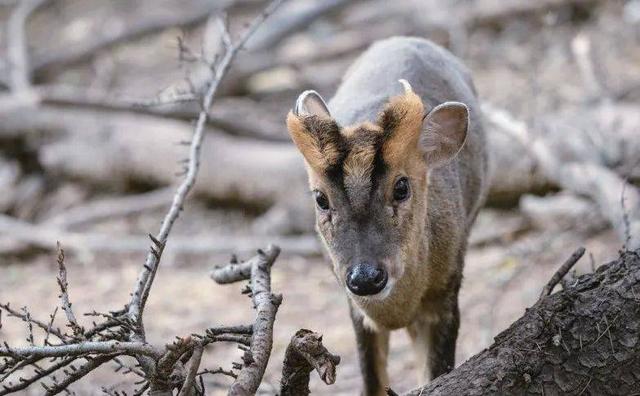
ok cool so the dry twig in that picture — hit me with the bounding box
[55,243,83,336]
[127,0,288,329]
[538,247,586,302]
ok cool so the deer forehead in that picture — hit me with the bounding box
[312,121,417,212]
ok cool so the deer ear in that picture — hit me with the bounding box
[379,79,425,167]
[420,102,468,168]
[287,90,342,172]
[294,90,331,118]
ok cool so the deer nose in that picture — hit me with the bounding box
[346,262,388,296]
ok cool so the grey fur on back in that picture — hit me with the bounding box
[328,36,489,229]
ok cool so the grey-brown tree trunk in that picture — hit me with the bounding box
[404,249,640,395]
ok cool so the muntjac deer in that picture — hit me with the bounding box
[286,36,489,395]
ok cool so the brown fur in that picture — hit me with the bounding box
[379,90,425,168]
[289,89,436,331]
[286,112,343,173]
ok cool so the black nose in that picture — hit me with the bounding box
[346,262,388,296]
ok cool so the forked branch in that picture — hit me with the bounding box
[212,245,283,396]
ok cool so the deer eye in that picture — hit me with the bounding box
[314,190,330,210]
[393,177,410,202]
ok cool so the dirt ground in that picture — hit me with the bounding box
[0,204,623,395]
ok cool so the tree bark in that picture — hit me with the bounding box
[403,248,640,395]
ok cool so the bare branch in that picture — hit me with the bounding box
[43,307,58,346]
[6,0,47,92]
[177,345,203,396]
[0,341,161,359]
[198,366,237,379]
[216,245,283,396]
[280,329,340,396]
[211,255,261,284]
[127,0,288,329]
[0,2,292,394]
[42,354,117,396]
[155,336,195,382]
[0,303,67,342]
[538,247,586,302]
[194,325,254,349]
[203,325,253,336]
[21,307,34,346]
[55,243,83,336]
[203,334,251,346]
[0,357,78,395]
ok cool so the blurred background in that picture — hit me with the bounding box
[1,0,639,394]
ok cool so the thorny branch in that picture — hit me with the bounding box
[0,303,67,343]
[0,246,310,394]
[212,245,283,396]
[0,340,160,359]
[0,2,334,395]
[41,354,118,396]
[127,0,288,329]
[55,242,83,336]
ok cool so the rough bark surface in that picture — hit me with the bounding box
[405,249,640,395]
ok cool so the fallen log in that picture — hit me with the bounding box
[520,193,609,234]
[401,247,640,395]
[28,0,232,77]
[0,213,321,255]
[31,85,289,141]
[484,103,640,250]
[226,0,607,95]
[0,105,306,206]
[41,187,175,229]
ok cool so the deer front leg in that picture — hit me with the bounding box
[350,302,390,396]
[407,292,460,383]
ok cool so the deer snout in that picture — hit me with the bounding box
[346,262,388,296]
